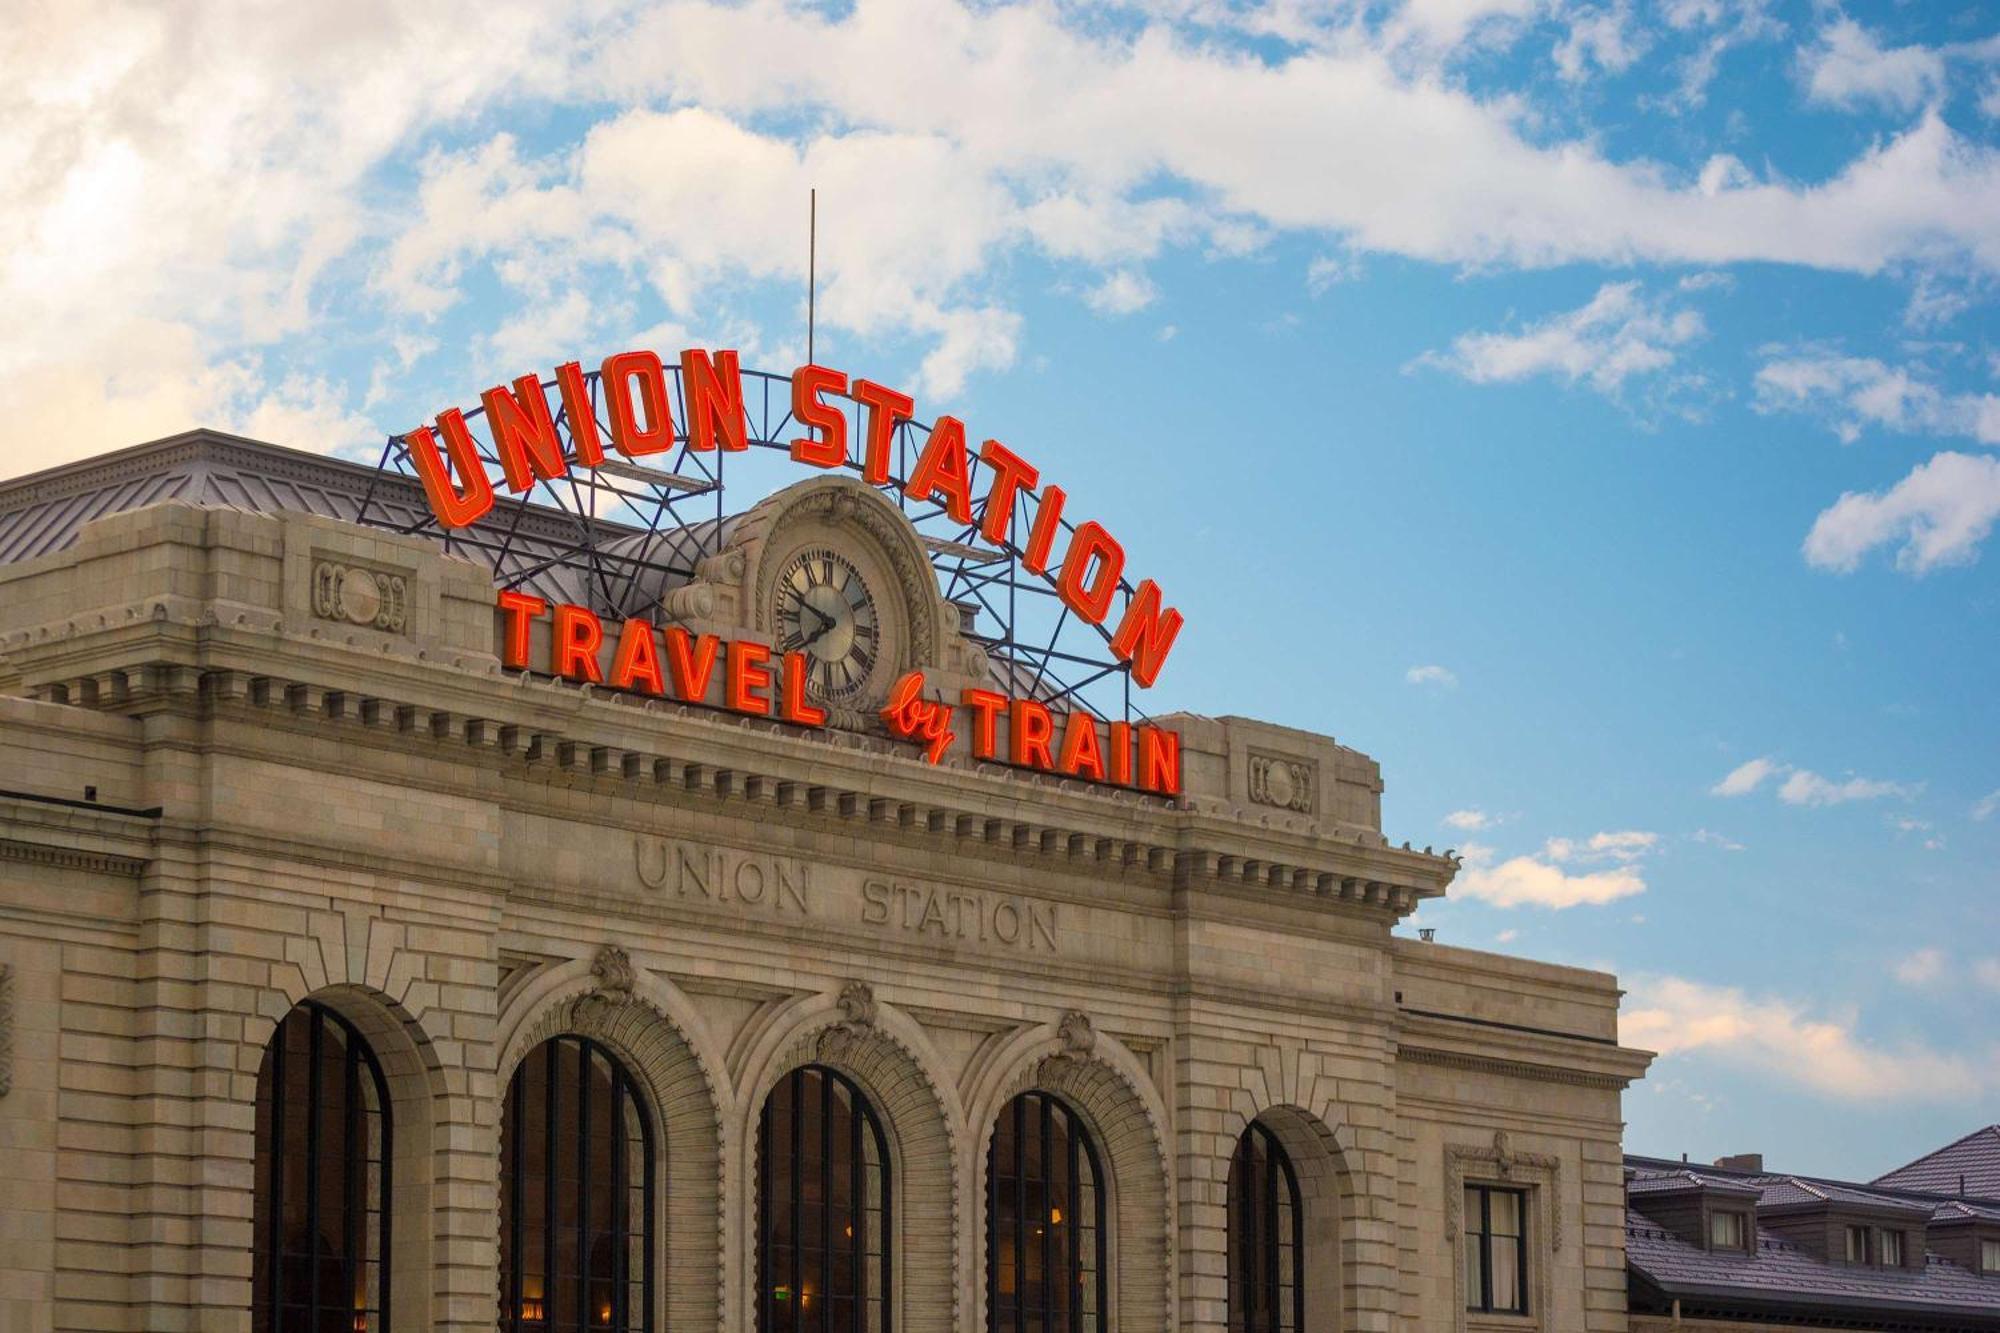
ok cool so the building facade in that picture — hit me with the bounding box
[1625,1138,2000,1331]
[0,431,1653,1332]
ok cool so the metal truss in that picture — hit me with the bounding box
[357,364,1151,721]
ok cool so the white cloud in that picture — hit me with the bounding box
[1690,827,1746,851]
[1406,664,1460,688]
[10,0,2000,480]
[1419,281,1706,398]
[1083,270,1159,316]
[1495,927,1519,944]
[1622,974,1990,1102]
[1444,808,1494,831]
[1803,451,2000,574]
[1973,789,2000,820]
[1754,351,2000,445]
[1799,18,1946,113]
[1454,841,1647,909]
[1710,756,1914,805]
[1892,948,1946,986]
[1777,768,1914,806]
[1555,5,1643,82]
[1712,756,1781,796]
[1975,958,2000,992]
[1544,829,1659,862]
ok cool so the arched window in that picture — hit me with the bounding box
[756,1065,890,1333]
[499,1035,654,1332]
[252,1000,392,1332]
[1227,1120,1303,1333]
[987,1091,1105,1333]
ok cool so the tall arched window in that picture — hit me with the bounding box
[757,1065,890,1333]
[1228,1120,1303,1333]
[500,1035,654,1332]
[987,1091,1105,1333]
[252,1000,392,1332]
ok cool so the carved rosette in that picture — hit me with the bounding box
[311,560,408,633]
[1248,752,1315,813]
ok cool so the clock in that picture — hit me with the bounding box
[773,546,883,703]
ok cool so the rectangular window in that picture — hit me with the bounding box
[1878,1230,1904,1266]
[1464,1186,1529,1315]
[1845,1226,1869,1264]
[1982,1238,2000,1273]
[1709,1212,1746,1251]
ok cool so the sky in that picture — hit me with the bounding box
[4,0,1998,1179]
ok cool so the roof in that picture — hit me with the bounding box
[0,429,663,608]
[1627,1208,2000,1326]
[1753,1175,1936,1217]
[1627,1166,1764,1199]
[1879,1127,2000,1199]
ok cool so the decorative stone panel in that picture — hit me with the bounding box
[312,557,409,632]
[1248,751,1315,813]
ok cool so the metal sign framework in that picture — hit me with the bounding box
[358,363,1151,721]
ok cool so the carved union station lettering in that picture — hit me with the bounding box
[634,836,810,915]
[860,878,1059,953]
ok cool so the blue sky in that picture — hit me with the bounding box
[6,0,1998,1177]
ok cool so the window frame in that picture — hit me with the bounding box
[499,1034,656,1333]
[756,1064,892,1333]
[1845,1224,1871,1265]
[986,1090,1109,1333]
[252,1000,393,1333]
[1877,1228,1904,1268]
[1980,1236,2000,1274]
[1227,1120,1304,1333]
[1463,1185,1530,1316]
[1708,1210,1749,1252]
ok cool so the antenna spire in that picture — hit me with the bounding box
[808,187,817,366]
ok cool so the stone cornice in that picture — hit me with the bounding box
[0,837,148,878]
[1398,1043,1646,1090]
[10,621,1455,921]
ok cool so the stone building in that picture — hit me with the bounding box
[0,427,1654,1332]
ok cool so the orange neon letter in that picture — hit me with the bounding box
[1022,484,1066,575]
[1010,697,1055,771]
[961,689,1006,759]
[1139,725,1181,796]
[789,364,849,469]
[601,350,674,457]
[554,361,604,466]
[906,416,974,524]
[609,618,666,695]
[553,604,605,683]
[482,373,568,493]
[665,627,720,701]
[780,651,828,726]
[682,348,747,452]
[725,640,774,715]
[1108,579,1184,689]
[1055,521,1124,625]
[405,411,496,529]
[1057,710,1107,781]
[978,439,1039,543]
[1108,720,1133,786]
[496,591,547,668]
[852,379,913,484]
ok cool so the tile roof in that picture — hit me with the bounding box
[1627,1166,1763,1198]
[1751,1174,1935,1216]
[1878,1126,2000,1198]
[1626,1208,2000,1324]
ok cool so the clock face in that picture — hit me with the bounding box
[773,546,883,702]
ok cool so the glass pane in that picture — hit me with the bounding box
[1464,1189,1483,1239]
[1490,1236,1521,1312]
[1489,1190,1522,1239]
[1463,1226,1484,1309]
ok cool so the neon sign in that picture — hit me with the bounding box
[403,349,1184,688]
[496,595,1182,796]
